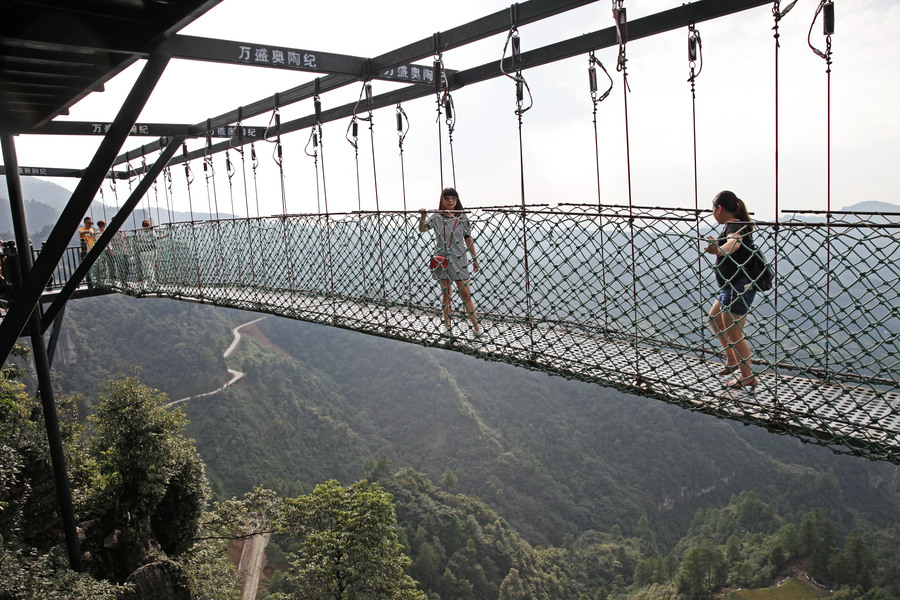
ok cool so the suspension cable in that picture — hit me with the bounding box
[443,83,457,188]
[309,84,335,307]
[159,138,174,224]
[396,102,413,301]
[771,0,797,405]
[810,0,835,376]
[182,143,195,222]
[612,0,640,380]
[503,6,535,340]
[147,151,162,227]
[108,169,120,232]
[125,157,138,229]
[140,152,150,224]
[162,160,179,281]
[347,83,368,296]
[687,24,705,346]
[163,164,174,225]
[225,150,236,219]
[236,121,252,221]
[98,186,107,223]
[250,143,260,218]
[363,82,387,300]
[266,100,294,292]
[347,107,362,212]
[589,51,613,329]
[233,111,256,283]
[204,128,220,221]
[305,125,322,215]
[433,40,448,190]
[265,101,288,215]
[210,135,227,287]
[687,23,703,213]
[182,142,202,291]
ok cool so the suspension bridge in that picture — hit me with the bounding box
[70,204,896,464]
[2,0,897,464]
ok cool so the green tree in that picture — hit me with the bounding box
[799,509,838,577]
[677,546,725,600]
[830,530,877,590]
[84,376,209,582]
[725,534,741,565]
[277,479,426,599]
[633,558,657,587]
[90,376,202,518]
[441,467,458,489]
[498,567,526,600]
[636,516,657,553]
[776,523,800,559]
[769,544,785,569]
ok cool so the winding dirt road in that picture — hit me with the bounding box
[166,316,266,407]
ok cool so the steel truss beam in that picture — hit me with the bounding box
[123,0,771,172]
[1,133,82,572]
[111,0,596,167]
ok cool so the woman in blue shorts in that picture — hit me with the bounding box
[705,190,758,391]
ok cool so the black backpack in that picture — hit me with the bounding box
[744,240,774,292]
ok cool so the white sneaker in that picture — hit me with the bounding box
[440,324,452,336]
[472,326,484,339]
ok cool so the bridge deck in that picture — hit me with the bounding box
[112,281,900,463]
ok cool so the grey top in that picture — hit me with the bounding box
[426,213,472,281]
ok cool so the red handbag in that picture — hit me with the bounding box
[429,255,449,270]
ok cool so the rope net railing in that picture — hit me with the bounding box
[85,207,900,463]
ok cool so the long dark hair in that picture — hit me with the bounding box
[714,190,752,230]
[438,187,465,212]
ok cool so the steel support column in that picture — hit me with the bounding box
[0,54,170,367]
[0,133,83,572]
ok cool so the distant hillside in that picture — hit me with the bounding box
[0,175,73,211]
[840,200,900,213]
[1,175,230,244]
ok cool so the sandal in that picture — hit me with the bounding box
[724,377,758,392]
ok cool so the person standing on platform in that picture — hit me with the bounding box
[418,187,483,339]
[78,216,96,286]
[78,217,96,257]
[705,190,758,391]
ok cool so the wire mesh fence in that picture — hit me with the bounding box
[88,207,900,463]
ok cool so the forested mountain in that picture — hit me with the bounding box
[46,296,900,561]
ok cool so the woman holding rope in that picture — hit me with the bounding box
[705,190,758,391]
[418,188,483,339]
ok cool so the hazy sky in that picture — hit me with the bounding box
[6,0,900,222]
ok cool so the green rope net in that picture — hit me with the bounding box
[89,206,900,463]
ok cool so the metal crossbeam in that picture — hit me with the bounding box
[158,34,446,86]
[111,0,598,167]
